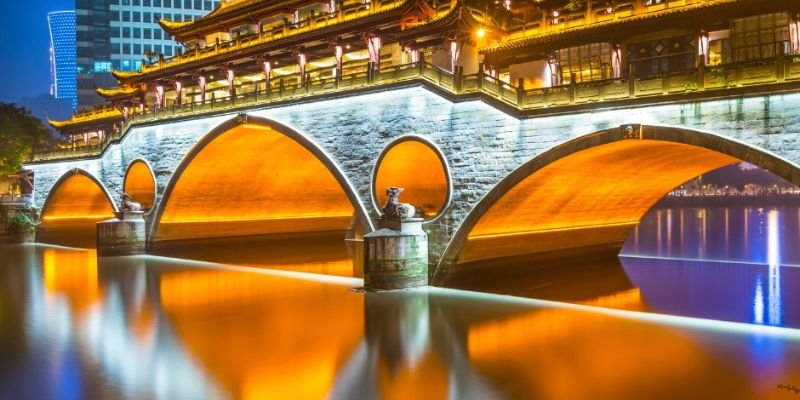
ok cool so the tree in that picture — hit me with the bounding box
[0,103,52,176]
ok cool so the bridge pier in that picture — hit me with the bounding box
[364,217,429,290]
[97,211,147,257]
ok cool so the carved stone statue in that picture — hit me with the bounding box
[382,187,415,220]
[121,193,143,212]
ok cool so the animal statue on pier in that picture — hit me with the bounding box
[382,187,416,220]
[121,193,143,212]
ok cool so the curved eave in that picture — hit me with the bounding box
[163,0,279,38]
[396,2,489,40]
[47,110,124,131]
[96,87,140,99]
[481,0,742,54]
[112,69,143,81]
[159,18,194,35]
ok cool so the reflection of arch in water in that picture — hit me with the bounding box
[123,158,156,210]
[150,114,373,247]
[371,135,452,221]
[38,168,118,248]
[435,125,800,285]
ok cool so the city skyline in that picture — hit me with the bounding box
[0,1,74,104]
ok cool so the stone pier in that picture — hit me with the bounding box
[364,217,429,290]
[97,211,147,257]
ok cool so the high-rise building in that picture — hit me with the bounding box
[48,11,78,111]
[76,0,218,109]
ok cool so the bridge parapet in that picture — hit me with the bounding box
[30,54,800,163]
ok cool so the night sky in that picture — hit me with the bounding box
[0,0,75,104]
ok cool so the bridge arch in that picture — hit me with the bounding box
[123,158,156,211]
[149,114,373,246]
[371,134,452,221]
[433,124,800,285]
[38,168,118,248]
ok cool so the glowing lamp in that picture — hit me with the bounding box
[476,28,486,39]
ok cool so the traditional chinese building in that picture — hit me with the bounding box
[48,0,800,150]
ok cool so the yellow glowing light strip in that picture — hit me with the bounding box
[41,215,115,221]
[143,254,363,286]
[430,286,800,338]
[469,220,638,239]
[160,214,353,223]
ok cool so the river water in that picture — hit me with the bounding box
[1,206,800,399]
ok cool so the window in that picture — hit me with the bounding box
[144,28,152,39]
[175,46,182,55]
[204,1,212,10]
[112,43,121,54]
[144,0,151,5]
[111,12,120,21]
[144,13,151,23]
[154,30,162,39]
[94,61,112,72]
[184,14,192,22]
[133,11,141,22]
[133,0,140,5]
[731,13,790,62]
[122,60,131,71]
[185,0,192,8]
[165,46,173,56]
[123,43,131,54]
[123,27,131,38]
[133,28,141,39]
[627,35,695,78]
[135,60,142,71]
[553,43,613,84]
[155,44,163,53]
[144,44,152,53]
[155,0,161,6]
[111,27,121,37]
[134,44,142,54]
[194,0,202,9]
[122,11,130,22]
[174,14,182,22]
[164,0,171,7]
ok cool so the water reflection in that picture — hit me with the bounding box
[152,232,362,277]
[1,246,799,399]
[620,206,800,328]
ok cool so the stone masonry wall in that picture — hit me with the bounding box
[26,87,800,266]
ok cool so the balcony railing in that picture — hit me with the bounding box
[31,53,800,162]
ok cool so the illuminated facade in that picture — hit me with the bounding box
[31,0,800,284]
[48,11,78,111]
[77,0,218,108]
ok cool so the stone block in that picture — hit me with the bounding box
[97,211,147,257]
[364,218,428,290]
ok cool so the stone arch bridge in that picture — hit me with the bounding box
[26,86,800,285]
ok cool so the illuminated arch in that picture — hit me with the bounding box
[371,135,451,220]
[150,114,373,245]
[123,159,156,210]
[433,125,800,285]
[38,168,118,248]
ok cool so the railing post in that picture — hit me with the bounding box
[418,53,425,76]
[628,64,636,98]
[306,73,311,94]
[255,82,260,102]
[455,66,463,93]
[279,79,285,98]
[477,62,484,90]
[696,55,706,91]
[516,78,524,107]
[569,73,577,104]
[776,51,786,83]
